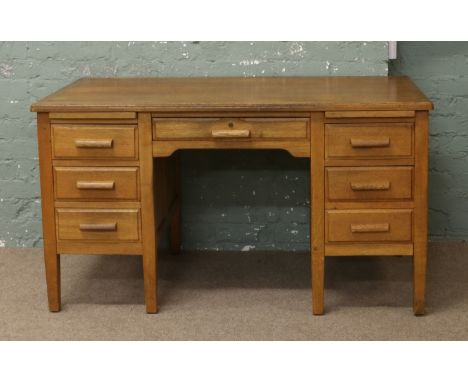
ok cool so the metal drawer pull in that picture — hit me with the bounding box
[350,137,390,148]
[75,139,113,148]
[76,181,115,190]
[351,223,390,233]
[79,223,117,232]
[350,181,391,191]
[211,129,250,138]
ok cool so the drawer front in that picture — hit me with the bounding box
[56,208,140,242]
[327,166,413,201]
[326,123,413,158]
[153,118,309,140]
[52,124,137,159]
[327,209,412,243]
[54,167,139,200]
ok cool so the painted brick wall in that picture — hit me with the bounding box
[390,42,468,240]
[0,41,389,249]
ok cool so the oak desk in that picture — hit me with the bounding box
[31,76,433,315]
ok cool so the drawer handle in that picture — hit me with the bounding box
[350,137,390,148]
[76,181,115,190]
[350,181,391,191]
[75,139,113,148]
[79,223,117,232]
[211,129,250,138]
[351,223,390,233]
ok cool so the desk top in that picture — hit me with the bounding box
[31,76,433,113]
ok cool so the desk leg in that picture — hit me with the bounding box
[44,252,61,312]
[37,113,61,312]
[413,111,429,315]
[311,112,325,315]
[139,113,158,313]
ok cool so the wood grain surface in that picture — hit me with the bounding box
[31,77,433,112]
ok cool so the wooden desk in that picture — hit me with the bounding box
[31,76,433,315]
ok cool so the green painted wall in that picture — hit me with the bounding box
[0,41,390,249]
[390,42,468,240]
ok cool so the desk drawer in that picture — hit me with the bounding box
[326,123,413,158]
[153,118,309,140]
[326,166,413,201]
[326,209,412,243]
[54,167,139,200]
[56,208,140,242]
[52,124,138,159]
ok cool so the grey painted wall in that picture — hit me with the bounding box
[0,41,390,248]
[390,42,468,240]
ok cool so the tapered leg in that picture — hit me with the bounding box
[143,247,157,314]
[37,113,61,312]
[310,112,325,315]
[139,113,158,313]
[413,245,427,315]
[170,205,181,255]
[312,251,325,315]
[413,111,429,315]
[44,252,61,312]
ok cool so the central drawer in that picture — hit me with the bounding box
[56,208,140,242]
[54,167,139,200]
[152,117,309,140]
[326,166,413,201]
